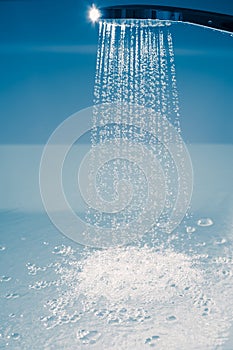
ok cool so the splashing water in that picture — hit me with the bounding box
[35,240,233,350]
[2,213,233,349]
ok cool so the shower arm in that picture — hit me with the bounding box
[100,5,233,33]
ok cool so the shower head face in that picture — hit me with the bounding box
[100,4,233,33]
[101,5,181,21]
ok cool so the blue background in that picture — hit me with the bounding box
[0,0,232,144]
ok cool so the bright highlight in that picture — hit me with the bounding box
[89,5,101,23]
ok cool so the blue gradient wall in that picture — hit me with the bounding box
[0,0,232,144]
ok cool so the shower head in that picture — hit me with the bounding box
[99,4,233,33]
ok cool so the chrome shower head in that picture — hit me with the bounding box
[99,4,233,33]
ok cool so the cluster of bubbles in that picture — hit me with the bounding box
[30,226,233,349]
[1,216,233,349]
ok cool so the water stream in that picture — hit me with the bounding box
[83,19,192,246]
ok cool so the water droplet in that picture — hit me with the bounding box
[197,218,213,227]
[0,276,11,282]
[214,238,227,245]
[76,330,101,345]
[145,337,151,344]
[0,246,6,251]
[186,226,196,233]
[11,333,20,340]
[9,313,16,318]
[145,336,160,345]
[5,293,19,299]
[52,246,60,254]
[30,280,48,290]
[152,335,160,340]
[70,313,81,323]
[167,315,176,321]
[119,308,127,313]
[44,315,58,329]
[52,245,74,256]
[108,318,119,324]
[222,270,230,276]
[59,315,69,324]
